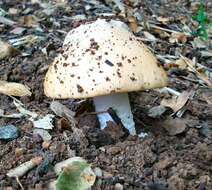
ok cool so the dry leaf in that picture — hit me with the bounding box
[161,91,192,113]
[175,58,187,69]
[162,118,187,135]
[0,39,18,60]
[128,16,137,33]
[143,31,156,41]
[0,16,16,26]
[169,32,187,43]
[0,80,31,97]
[181,56,212,87]
[157,16,170,24]
[19,15,39,27]
[152,28,170,38]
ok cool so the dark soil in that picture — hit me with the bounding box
[0,0,211,190]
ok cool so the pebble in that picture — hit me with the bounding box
[0,124,19,141]
[114,183,123,190]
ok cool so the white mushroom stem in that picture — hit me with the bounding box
[93,93,136,135]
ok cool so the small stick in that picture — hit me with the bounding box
[16,177,24,190]
[7,156,43,178]
[156,87,181,96]
[149,24,183,34]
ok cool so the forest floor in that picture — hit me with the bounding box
[0,0,211,190]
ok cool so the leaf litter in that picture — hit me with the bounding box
[0,0,211,189]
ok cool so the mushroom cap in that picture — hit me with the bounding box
[44,19,168,99]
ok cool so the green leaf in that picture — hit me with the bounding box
[191,2,211,41]
[56,161,96,190]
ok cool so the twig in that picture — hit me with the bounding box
[149,24,183,34]
[7,156,43,178]
[156,87,181,96]
[16,177,24,190]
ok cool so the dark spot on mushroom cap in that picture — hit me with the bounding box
[105,77,111,81]
[117,62,123,67]
[105,59,114,66]
[72,63,79,67]
[77,84,84,93]
[63,63,69,67]
[130,77,137,81]
[54,63,58,71]
[98,55,102,60]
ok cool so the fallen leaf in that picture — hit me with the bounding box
[181,56,212,87]
[10,27,26,35]
[175,58,187,69]
[8,8,19,15]
[33,128,52,141]
[54,157,86,175]
[128,16,137,33]
[55,157,96,190]
[0,16,16,26]
[12,99,55,130]
[0,8,8,17]
[9,35,45,47]
[148,105,167,118]
[19,15,39,27]
[30,114,55,130]
[0,40,18,60]
[162,118,187,135]
[13,99,38,118]
[143,31,157,41]
[169,32,187,43]
[50,101,75,119]
[161,91,193,113]
[152,28,170,38]
[0,80,31,96]
[157,16,170,24]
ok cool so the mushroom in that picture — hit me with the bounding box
[44,19,168,135]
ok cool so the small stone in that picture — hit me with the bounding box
[114,183,123,190]
[0,124,19,141]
